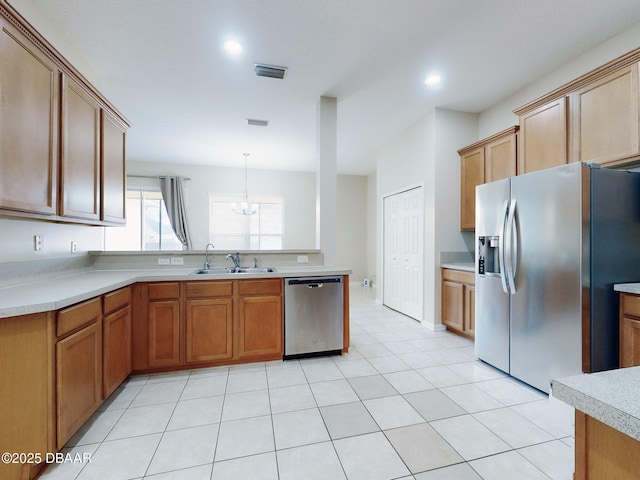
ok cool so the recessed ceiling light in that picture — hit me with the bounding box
[424,74,441,86]
[224,40,243,55]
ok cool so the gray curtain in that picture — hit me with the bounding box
[160,176,193,250]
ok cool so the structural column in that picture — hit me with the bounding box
[316,96,337,265]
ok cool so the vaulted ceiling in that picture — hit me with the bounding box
[11,0,640,174]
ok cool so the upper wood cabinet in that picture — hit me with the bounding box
[514,48,640,172]
[101,110,127,224]
[570,64,640,167]
[0,15,59,216]
[518,97,568,174]
[486,131,517,182]
[459,147,484,231]
[0,2,130,226]
[60,74,101,221]
[458,126,518,231]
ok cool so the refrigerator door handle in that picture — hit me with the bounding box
[505,199,517,294]
[498,199,510,294]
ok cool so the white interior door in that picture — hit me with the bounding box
[383,186,424,321]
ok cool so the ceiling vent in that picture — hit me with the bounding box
[247,118,269,127]
[254,63,287,79]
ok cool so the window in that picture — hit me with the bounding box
[104,190,183,250]
[209,193,283,250]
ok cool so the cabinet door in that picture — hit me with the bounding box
[464,285,475,337]
[486,133,517,182]
[238,295,283,359]
[620,316,640,368]
[0,17,59,215]
[101,109,127,224]
[56,321,102,448]
[185,298,233,363]
[148,300,180,367]
[519,98,568,174]
[442,280,464,332]
[570,64,640,166]
[460,147,484,231]
[0,313,54,480]
[60,74,101,221]
[103,306,132,398]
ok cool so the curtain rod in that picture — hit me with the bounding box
[128,174,191,181]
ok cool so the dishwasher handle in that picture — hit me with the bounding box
[287,277,342,286]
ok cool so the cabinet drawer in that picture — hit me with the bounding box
[148,282,180,300]
[57,297,102,337]
[185,281,233,299]
[238,278,283,296]
[103,286,132,315]
[621,293,640,317]
[441,268,475,285]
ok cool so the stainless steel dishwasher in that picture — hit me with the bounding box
[284,276,344,359]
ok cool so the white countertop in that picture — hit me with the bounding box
[0,266,352,319]
[440,262,475,272]
[614,283,640,295]
[552,367,640,441]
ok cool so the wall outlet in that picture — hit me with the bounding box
[297,255,309,264]
[170,257,184,265]
[70,241,77,253]
[363,278,371,287]
[34,235,44,251]
[158,258,171,265]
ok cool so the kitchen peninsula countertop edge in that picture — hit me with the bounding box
[0,266,352,319]
[552,366,640,441]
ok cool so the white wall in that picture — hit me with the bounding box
[336,175,367,280]
[127,161,317,250]
[365,172,377,285]
[0,217,103,262]
[375,109,477,328]
[127,161,369,280]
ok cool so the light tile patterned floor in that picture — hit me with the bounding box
[41,286,575,479]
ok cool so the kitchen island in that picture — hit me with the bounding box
[552,367,640,480]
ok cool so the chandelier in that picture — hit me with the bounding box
[232,153,257,215]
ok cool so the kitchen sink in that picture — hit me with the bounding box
[191,267,277,275]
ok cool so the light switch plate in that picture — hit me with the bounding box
[297,255,309,263]
[158,258,171,265]
[170,257,184,265]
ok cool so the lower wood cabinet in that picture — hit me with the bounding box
[147,282,181,368]
[103,287,132,398]
[441,268,475,338]
[0,312,54,480]
[134,278,285,373]
[620,292,640,368]
[238,279,283,360]
[574,410,640,480]
[56,307,102,449]
[185,281,233,363]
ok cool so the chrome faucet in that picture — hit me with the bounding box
[203,243,215,270]
[226,252,241,269]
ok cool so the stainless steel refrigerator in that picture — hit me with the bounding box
[475,162,640,393]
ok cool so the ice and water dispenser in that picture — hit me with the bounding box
[478,236,500,275]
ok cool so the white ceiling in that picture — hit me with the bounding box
[12,0,640,175]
